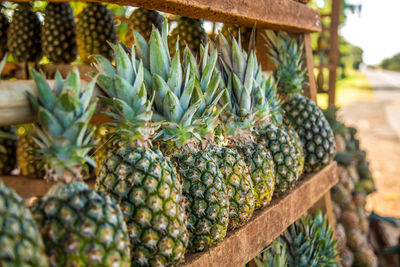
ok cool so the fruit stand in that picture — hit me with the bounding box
[0,0,339,266]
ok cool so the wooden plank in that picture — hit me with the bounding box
[179,162,338,267]
[0,176,96,198]
[12,0,321,33]
[303,33,317,102]
[327,0,341,107]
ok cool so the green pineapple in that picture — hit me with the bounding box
[94,43,189,265]
[0,179,49,266]
[280,211,340,267]
[255,239,288,267]
[7,3,42,63]
[0,126,17,175]
[264,30,336,172]
[42,2,77,63]
[183,43,255,229]
[28,69,131,266]
[255,76,304,194]
[134,24,229,252]
[17,124,45,178]
[76,3,117,63]
[221,24,253,51]
[0,9,9,59]
[169,17,208,56]
[125,7,163,46]
[218,32,275,209]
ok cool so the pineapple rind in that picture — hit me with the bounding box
[0,12,9,59]
[126,8,163,45]
[0,126,17,175]
[31,181,131,267]
[97,146,189,266]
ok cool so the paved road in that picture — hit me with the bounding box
[341,68,400,218]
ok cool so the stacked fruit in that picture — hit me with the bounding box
[0,15,338,265]
[325,106,378,267]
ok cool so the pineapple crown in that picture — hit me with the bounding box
[27,69,97,182]
[263,30,307,96]
[282,210,339,267]
[134,22,222,147]
[93,43,153,146]
[255,239,288,267]
[218,32,267,134]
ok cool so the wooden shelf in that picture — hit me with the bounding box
[12,0,321,33]
[1,162,338,266]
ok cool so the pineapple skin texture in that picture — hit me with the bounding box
[17,126,45,178]
[31,181,131,267]
[236,143,275,209]
[282,94,336,172]
[212,146,255,230]
[0,126,17,175]
[42,3,77,63]
[0,180,49,266]
[126,8,163,46]
[76,3,117,63]
[258,124,303,194]
[7,8,42,63]
[96,146,189,266]
[175,147,229,252]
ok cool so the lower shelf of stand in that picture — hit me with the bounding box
[0,162,338,267]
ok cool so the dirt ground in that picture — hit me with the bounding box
[340,68,400,218]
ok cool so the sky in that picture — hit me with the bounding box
[340,0,400,65]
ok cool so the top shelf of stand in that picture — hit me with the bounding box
[12,0,321,33]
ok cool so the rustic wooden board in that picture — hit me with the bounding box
[179,162,338,267]
[12,0,321,33]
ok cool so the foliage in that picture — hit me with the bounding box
[381,53,400,71]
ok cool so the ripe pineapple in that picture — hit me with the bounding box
[221,24,253,50]
[28,69,131,266]
[125,7,163,46]
[0,10,9,59]
[218,32,275,209]
[264,30,336,172]
[183,43,255,229]
[0,126,17,175]
[134,24,229,252]
[94,43,189,265]
[93,124,115,176]
[255,76,304,194]
[76,3,117,63]
[16,124,45,178]
[7,3,42,63]
[42,2,77,63]
[0,180,49,266]
[169,17,208,56]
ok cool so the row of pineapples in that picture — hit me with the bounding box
[0,19,335,265]
[0,2,256,66]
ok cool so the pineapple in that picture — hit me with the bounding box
[125,7,163,46]
[94,43,189,265]
[218,32,275,209]
[93,124,114,176]
[0,179,49,266]
[42,2,77,63]
[0,126,17,175]
[255,239,288,267]
[7,3,42,63]
[28,69,131,266]
[16,124,45,178]
[281,211,340,266]
[0,9,9,59]
[134,24,229,252]
[264,30,336,172]
[220,24,253,51]
[256,76,304,194]
[169,17,208,56]
[183,43,255,229]
[76,3,117,63]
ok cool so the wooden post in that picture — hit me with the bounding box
[303,33,317,102]
[327,0,341,107]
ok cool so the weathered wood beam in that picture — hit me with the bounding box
[11,0,321,33]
